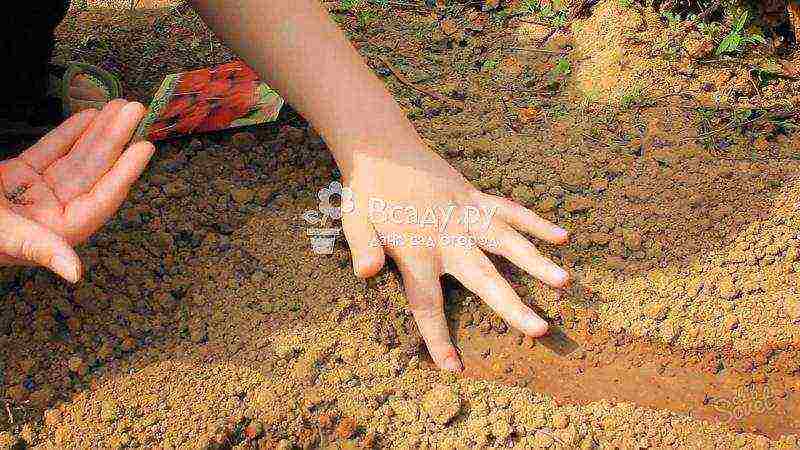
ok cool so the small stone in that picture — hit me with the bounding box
[44,408,63,427]
[537,196,557,213]
[121,337,136,352]
[421,384,462,425]
[190,322,208,343]
[717,276,740,299]
[98,342,115,360]
[622,230,642,251]
[244,421,264,440]
[533,430,554,448]
[335,417,357,439]
[512,185,538,206]
[256,185,275,205]
[590,177,608,192]
[231,131,257,150]
[517,22,551,45]
[231,188,255,205]
[163,180,190,199]
[6,385,26,403]
[644,303,667,321]
[100,399,119,422]
[552,412,570,429]
[589,232,611,246]
[0,432,20,450]
[685,35,714,59]
[564,196,594,213]
[784,295,800,321]
[723,315,739,331]
[440,18,458,37]
[67,356,86,376]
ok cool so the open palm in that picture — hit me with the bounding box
[0,100,154,282]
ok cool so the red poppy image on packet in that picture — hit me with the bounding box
[135,61,283,142]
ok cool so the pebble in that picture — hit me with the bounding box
[0,432,20,450]
[231,131,257,150]
[724,315,739,331]
[644,303,667,321]
[421,384,462,425]
[244,421,264,440]
[67,356,86,375]
[100,400,119,422]
[231,188,255,205]
[335,417,357,439]
[622,230,642,251]
[552,412,570,429]
[784,296,800,321]
[512,185,538,207]
[163,180,190,199]
[533,430,554,448]
[717,276,740,299]
[590,232,612,246]
[516,22,551,44]
[537,197,557,213]
[564,196,594,213]
[44,408,63,427]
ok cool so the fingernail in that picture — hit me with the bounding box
[552,265,569,285]
[553,226,568,242]
[52,253,79,283]
[442,356,463,372]
[526,316,549,336]
[121,101,144,116]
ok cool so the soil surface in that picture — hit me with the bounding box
[1,0,800,448]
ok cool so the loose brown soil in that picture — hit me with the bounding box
[1,0,800,448]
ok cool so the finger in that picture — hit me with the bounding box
[68,75,110,101]
[342,207,385,278]
[0,253,32,266]
[475,220,568,288]
[64,140,155,243]
[0,208,81,282]
[46,100,144,202]
[398,258,462,372]
[18,109,99,172]
[475,191,568,244]
[444,246,548,337]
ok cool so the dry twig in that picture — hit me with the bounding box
[378,56,465,110]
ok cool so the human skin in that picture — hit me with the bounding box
[191,0,570,371]
[0,100,155,283]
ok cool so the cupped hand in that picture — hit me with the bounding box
[0,99,155,282]
[338,140,569,372]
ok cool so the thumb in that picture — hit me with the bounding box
[0,207,82,283]
[342,207,385,278]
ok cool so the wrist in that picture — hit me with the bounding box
[322,105,425,180]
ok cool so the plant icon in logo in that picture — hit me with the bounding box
[302,181,355,254]
[317,181,354,220]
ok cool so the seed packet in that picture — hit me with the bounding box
[134,61,283,142]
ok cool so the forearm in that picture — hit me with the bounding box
[190,0,421,175]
